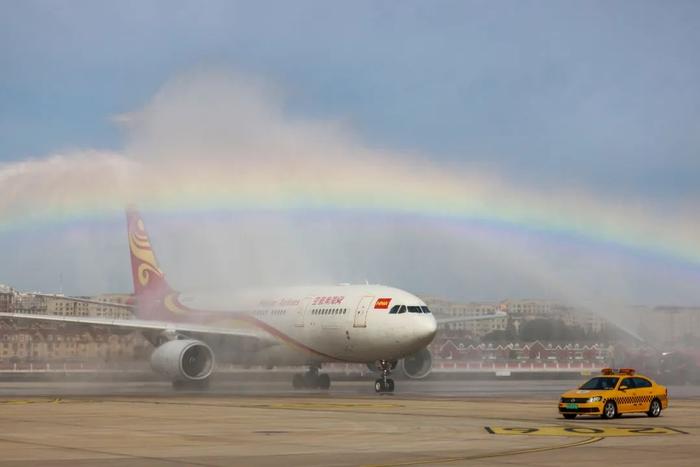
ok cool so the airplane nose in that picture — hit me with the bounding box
[415,315,438,345]
[426,315,437,340]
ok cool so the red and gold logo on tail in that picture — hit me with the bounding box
[126,209,169,297]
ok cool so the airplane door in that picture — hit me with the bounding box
[295,297,311,327]
[353,296,374,328]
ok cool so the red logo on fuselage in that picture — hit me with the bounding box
[374,298,392,309]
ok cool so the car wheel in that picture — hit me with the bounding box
[601,401,617,419]
[563,413,577,419]
[647,399,662,417]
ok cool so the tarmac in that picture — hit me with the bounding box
[0,379,698,466]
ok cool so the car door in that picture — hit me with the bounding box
[632,377,654,411]
[617,377,637,413]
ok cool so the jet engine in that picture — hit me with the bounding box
[399,348,433,379]
[150,339,215,382]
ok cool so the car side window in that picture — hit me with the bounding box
[633,377,652,388]
[620,377,635,389]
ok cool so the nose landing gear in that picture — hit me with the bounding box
[292,365,331,390]
[374,360,396,393]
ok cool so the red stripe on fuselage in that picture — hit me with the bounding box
[151,295,350,362]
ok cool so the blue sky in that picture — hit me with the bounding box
[2,1,699,199]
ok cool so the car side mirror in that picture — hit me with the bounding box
[619,385,628,391]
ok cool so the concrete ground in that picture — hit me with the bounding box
[0,379,697,466]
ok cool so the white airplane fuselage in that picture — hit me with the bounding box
[179,284,437,367]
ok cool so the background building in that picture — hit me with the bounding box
[0,288,147,369]
[0,284,14,313]
[421,296,507,338]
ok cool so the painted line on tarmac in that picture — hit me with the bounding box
[0,398,63,405]
[485,425,688,436]
[363,436,603,467]
[0,435,217,467]
[248,401,401,410]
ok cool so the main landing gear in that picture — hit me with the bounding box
[292,365,331,390]
[171,379,210,391]
[374,360,396,393]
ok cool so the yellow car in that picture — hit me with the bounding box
[559,368,668,419]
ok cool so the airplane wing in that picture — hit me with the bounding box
[435,311,508,324]
[32,293,135,310]
[0,312,273,346]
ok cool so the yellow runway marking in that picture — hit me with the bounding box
[485,425,688,436]
[364,436,603,466]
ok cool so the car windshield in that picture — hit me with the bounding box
[579,377,619,390]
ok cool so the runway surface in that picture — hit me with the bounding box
[0,379,698,466]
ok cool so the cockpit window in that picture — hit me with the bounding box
[390,305,430,314]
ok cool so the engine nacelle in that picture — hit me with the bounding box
[399,348,433,379]
[150,339,215,382]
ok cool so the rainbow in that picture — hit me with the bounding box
[0,154,698,269]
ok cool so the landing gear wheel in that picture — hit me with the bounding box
[318,373,331,390]
[563,413,577,419]
[303,372,320,389]
[386,378,395,392]
[374,379,395,393]
[647,399,662,417]
[172,379,210,391]
[373,360,397,393]
[601,401,617,419]
[292,366,331,390]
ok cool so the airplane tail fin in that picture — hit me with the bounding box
[126,207,173,300]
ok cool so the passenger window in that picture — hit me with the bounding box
[634,378,652,388]
[620,378,635,389]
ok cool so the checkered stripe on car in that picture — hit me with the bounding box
[612,394,659,405]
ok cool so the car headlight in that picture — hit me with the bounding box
[588,396,602,403]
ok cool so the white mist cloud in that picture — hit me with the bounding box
[0,69,699,316]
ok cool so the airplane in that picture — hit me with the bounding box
[0,208,439,393]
